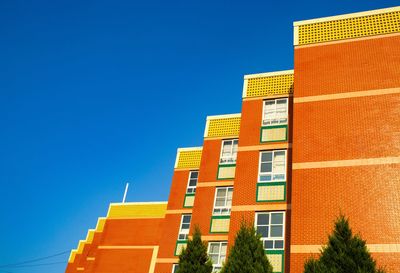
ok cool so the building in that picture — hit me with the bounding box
[65,6,400,273]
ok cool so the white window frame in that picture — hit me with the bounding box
[186,171,198,194]
[172,264,179,273]
[255,211,285,251]
[177,214,191,241]
[219,139,238,165]
[212,187,233,216]
[207,241,227,272]
[258,150,287,183]
[262,98,288,126]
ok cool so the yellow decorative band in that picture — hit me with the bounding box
[175,148,203,169]
[205,114,241,138]
[243,72,294,99]
[156,258,179,263]
[98,245,157,250]
[86,257,95,261]
[293,157,400,170]
[231,204,290,212]
[238,143,291,152]
[197,181,234,187]
[291,244,400,253]
[191,235,229,241]
[165,209,193,214]
[294,87,400,104]
[77,267,84,271]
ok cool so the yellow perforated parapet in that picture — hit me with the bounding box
[243,71,294,98]
[175,147,202,169]
[107,202,167,219]
[205,114,241,138]
[295,7,400,45]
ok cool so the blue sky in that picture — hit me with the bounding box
[0,1,398,272]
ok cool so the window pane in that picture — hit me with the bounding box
[259,174,271,182]
[189,179,197,187]
[182,215,191,223]
[190,172,198,178]
[264,240,274,249]
[261,152,272,162]
[209,244,219,253]
[271,213,283,224]
[181,223,190,230]
[210,254,219,264]
[275,240,284,249]
[216,189,226,197]
[216,199,225,206]
[257,214,269,225]
[260,162,272,173]
[270,225,283,237]
[257,226,268,238]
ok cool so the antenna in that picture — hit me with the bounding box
[122,183,129,203]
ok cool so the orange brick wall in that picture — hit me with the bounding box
[291,34,400,273]
[166,170,191,210]
[92,249,153,273]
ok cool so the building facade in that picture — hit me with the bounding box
[66,6,400,273]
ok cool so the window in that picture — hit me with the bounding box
[255,212,285,250]
[262,98,288,126]
[213,187,233,215]
[172,264,179,273]
[186,171,198,194]
[219,139,238,164]
[178,214,191,240]
[208,241,227,272]
[258,150,286,182]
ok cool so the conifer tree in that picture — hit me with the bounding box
[221,221,273,273]
[304,215,386,273]
[177,225,213,273]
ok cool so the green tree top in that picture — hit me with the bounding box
[177,225,213,273]
[304,214,386,273]
[221,221,273,273]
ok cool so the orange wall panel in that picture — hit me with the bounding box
[167,170,190,210]
[198,139,222,182]
[239,100,263,146]
[101,218,164,246]
[157,214,183,258]
[155,263,175,273]
[294,35,400,97]
[293,94,400,163]
[190,186,215,235]
[92,249,153,273]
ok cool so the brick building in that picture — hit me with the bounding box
[65,6,400,273]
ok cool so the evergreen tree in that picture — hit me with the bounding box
[304,215,386,273]
[221,221,273,273]
[177,225,213,273]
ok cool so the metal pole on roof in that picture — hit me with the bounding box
[122,182,129,203]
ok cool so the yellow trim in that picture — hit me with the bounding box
[238,143,291,152]
[294,6,400,45]
[98,245,157,249]
[231,204,291,212]
[174,167,199,172]
[149,246,159,273]
[242,93,292,102]
[204,114,241,138]
[77,240,86,254]
[95,217,106,232]
[107,202,167,219]
[294,87,400,103]
[175,148,203,169]
[85,229,95,244]
[293,157,400,170]
[156,258,179,263]
[294,6,400,26]
[295,32,400,48]
[244,69,294,79]
[68,250,77,263]
[197,181,234,187]
[86,257,95,261]
[243,71,294,99]
[291,244,400,253]
[77,267,84,271]
[165,209,193,214]
[189,235,229,241]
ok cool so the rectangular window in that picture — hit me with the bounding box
[255,212,285,250]
[262,98,288,126]
[172,264,179,273]
[219,139,238,165]
[213,187,233,215]
[186,171,198,194]
[208,241,227,272]
[178,214,192,240]
[258,150,286,182]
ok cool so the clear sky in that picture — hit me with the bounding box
[0,1,398,272]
